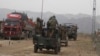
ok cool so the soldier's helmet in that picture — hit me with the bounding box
[52,15,56,18]
[49,15,56,20]
[37,17,40,21]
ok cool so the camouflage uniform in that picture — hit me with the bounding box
[47,16,58,37]
[35,17,43,34]
[72,25,78,33]
[59,25,67,40]
[47,16,58,29]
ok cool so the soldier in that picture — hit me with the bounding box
[47,15,58,37]
[59,25,67,40]
[72,25,78,32]
[35,17,43,35]
[47,16,58,29]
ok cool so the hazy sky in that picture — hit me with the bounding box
[0,0,100,15]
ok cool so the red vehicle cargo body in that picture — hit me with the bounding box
[2,12,35,38]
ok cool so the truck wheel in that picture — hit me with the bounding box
[65,37,68,46]
[73,35,77,41]
[39,48,43,51]
[54,47,58,54]
[47,48,50,51]
[54,38,60,54]
[65,41,68,46]
[74,37,77,41]
[57,42,61,52]
[68,35,71,40]
[58,39,61,52]
[34,45,38,53]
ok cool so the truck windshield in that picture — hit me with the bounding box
[5,19,20,25]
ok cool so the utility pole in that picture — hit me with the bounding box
[92,0,96,44]
[41,0,44,19]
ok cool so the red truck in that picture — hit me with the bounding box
[2,12,35,39]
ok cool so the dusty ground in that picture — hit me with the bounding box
[0,35,98,56]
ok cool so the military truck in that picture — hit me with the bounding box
[33,16,61,54]
[64,23,78,41]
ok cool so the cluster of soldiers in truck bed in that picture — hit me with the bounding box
[35,15,78,40]
[33,15,78,54]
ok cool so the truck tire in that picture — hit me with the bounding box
[54,38,60,54]
[68,35,71,40]
[39,48,43,51]
[54,47,58,54]
[65,37,68,46]
[58,45,61,52]
[65,41,68,46]
[74,37,77,41]
[34,45,38,53]
[73,34,77,41]
[47,48,50,51]
[58,38,61,52]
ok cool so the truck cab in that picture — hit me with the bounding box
[64,23,78,41]
[2,18,22,38]
[2,12,35,39]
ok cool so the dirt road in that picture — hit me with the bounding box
[0,35,98,56]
